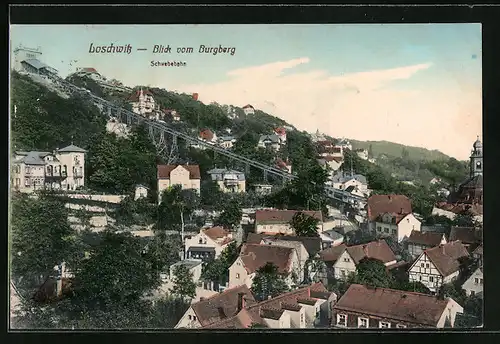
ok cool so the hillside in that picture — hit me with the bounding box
[349,139,451,162]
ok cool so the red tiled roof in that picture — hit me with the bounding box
[319,240,396,265]
[435,202,483,216]
[191,285,257,327]
[407,230,445,247]
[255,210,323,224]
[157,164,201,179]
[199,129,215,141]
[203,226,234,246]
[334,284,452,327]
[322,156,343,163]
[449,227,481,244]
[203,283,333,329]
[245,233,322,257]
[239,243,295,274]
[423,241,469,277]
[242,104,254,109]
[274,127,286,135]
[367,195,412,222]
[81,67,98,73]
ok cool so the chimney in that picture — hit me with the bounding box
[308,287,311,297]
[237,292,245,312]
[441,245,445,255]
[400,208,404,214]
[268,295,272,300]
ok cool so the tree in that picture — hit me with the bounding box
[200,179,225,210]
[74,207,93,231]
[249,322,268,328]
[201,242,240,286]
[70,231,161,314]
[354,258,394,288]
[157,185,200,232]
[368,144,374,159]
[452,212,476,227]
[391,280,432,294]
[215,199,243,230]
[290,212,320,237]
[170,265,196,299]
[251,263,289,301]
[11,191,78,294]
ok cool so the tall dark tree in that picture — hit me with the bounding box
[290,212,320,237]
[215,198,243,230]
[353,258,394,288]
[170,265,196,299]
[157,185,200,231]
[251,263,289,301]
[11,191,77,294]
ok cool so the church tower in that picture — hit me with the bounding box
[469,135,483,177]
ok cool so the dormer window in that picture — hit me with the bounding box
[199,238,203,244]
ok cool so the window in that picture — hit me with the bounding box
[199,238,203,244]
[425,263,430,268]
[470,291,475,296]
[300,313,304,323]
[429,276,434,283]
[419,275,422,281]
[343,257,350,262]
[474,278,479,284]
[392,229,397,235]
[15,178,20,186]
[379,321,391,328]
[235,273,240,279]
[377,226,381,232]
[341,269,346,277]
[396,324,406,328]
[337,314,347,327]
[480,278,483,285]
[420,263,425,268]
[188,315,192,320]
[384,228,389,233]
[25,178,30,187]
[358,317,369,328]
[193,316,197,321]
[25,166,30,173]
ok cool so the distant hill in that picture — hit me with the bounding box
[349,139,452,162]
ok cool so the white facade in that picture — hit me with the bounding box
[174,306,202,329]
[254,184,273,195]
[158,165,201,203]
[408,235,447,258]
[461,268,483,298]
[11,146,86,193]
[243,105,255,115]
[356,149,369,161]
[184,229,233,260]
[261,239,309,283]
[134,185,149,200]
[130,89,158,116]
[408,252,458,293]
[255,221,324,236]
[12,45,43,72]
[169,260,203,284]
[373,213,421,243]
[333,250,357,280]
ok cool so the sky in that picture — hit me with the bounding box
[10,24,482,160]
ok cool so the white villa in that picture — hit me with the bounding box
[11,144,87,193]
[207,168,246,193]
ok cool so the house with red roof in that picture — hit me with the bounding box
[73,67,103,81]
[184,226,235,261]
[157,164,201,203]
[198,128,217,144]
[318,240,398,280]
[242,104,255,115]
[254,209,323,236]
[274,127,287,144]
[128,88,159,117]
[332,284,463,328]
[202,282,337,329]
[408,241,469,293]
[228,243,300,289]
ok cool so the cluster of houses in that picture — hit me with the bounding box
[70,67,133,93]
[169,191,481,329]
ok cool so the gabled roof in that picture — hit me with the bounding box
[331,172,367,185]
[203,283,333,329]
[79,67,98,73]
[207,168,245,181]
[245,233,322,257]
[334,284,453,327]
[58,144,87,153]
[472,244,483,256]
[407,230,445,247]
[259,134,280,143]
[191,285,256,327]
[157,164,201,180]
[255,210,323,224]
[319,240,396,265]
[449,226,481,245]
[367,195,412,222]
[242,104,254,109]
[239,243,295,274]
[128,89,153,102]
[274,127,286,135]
[21,59,49,70]
[14,151,47,165]
[202,226,234,246]
[423,241,469,277]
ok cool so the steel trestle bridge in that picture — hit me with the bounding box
[49,74,366,205]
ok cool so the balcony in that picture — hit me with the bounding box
[45,170,67,179]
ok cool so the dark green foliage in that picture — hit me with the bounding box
[352,258,394,288]
[114,195,156,226]
[201,242,240,286]
[290,212,320,237]
[66,75,105,98]
[200,179,225,210]
[156,185,200,231]
[11,71,106,152]
[170,265,196,299]
[251,263,289,301]
[215,198,243,229]
[11,191,77,291]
